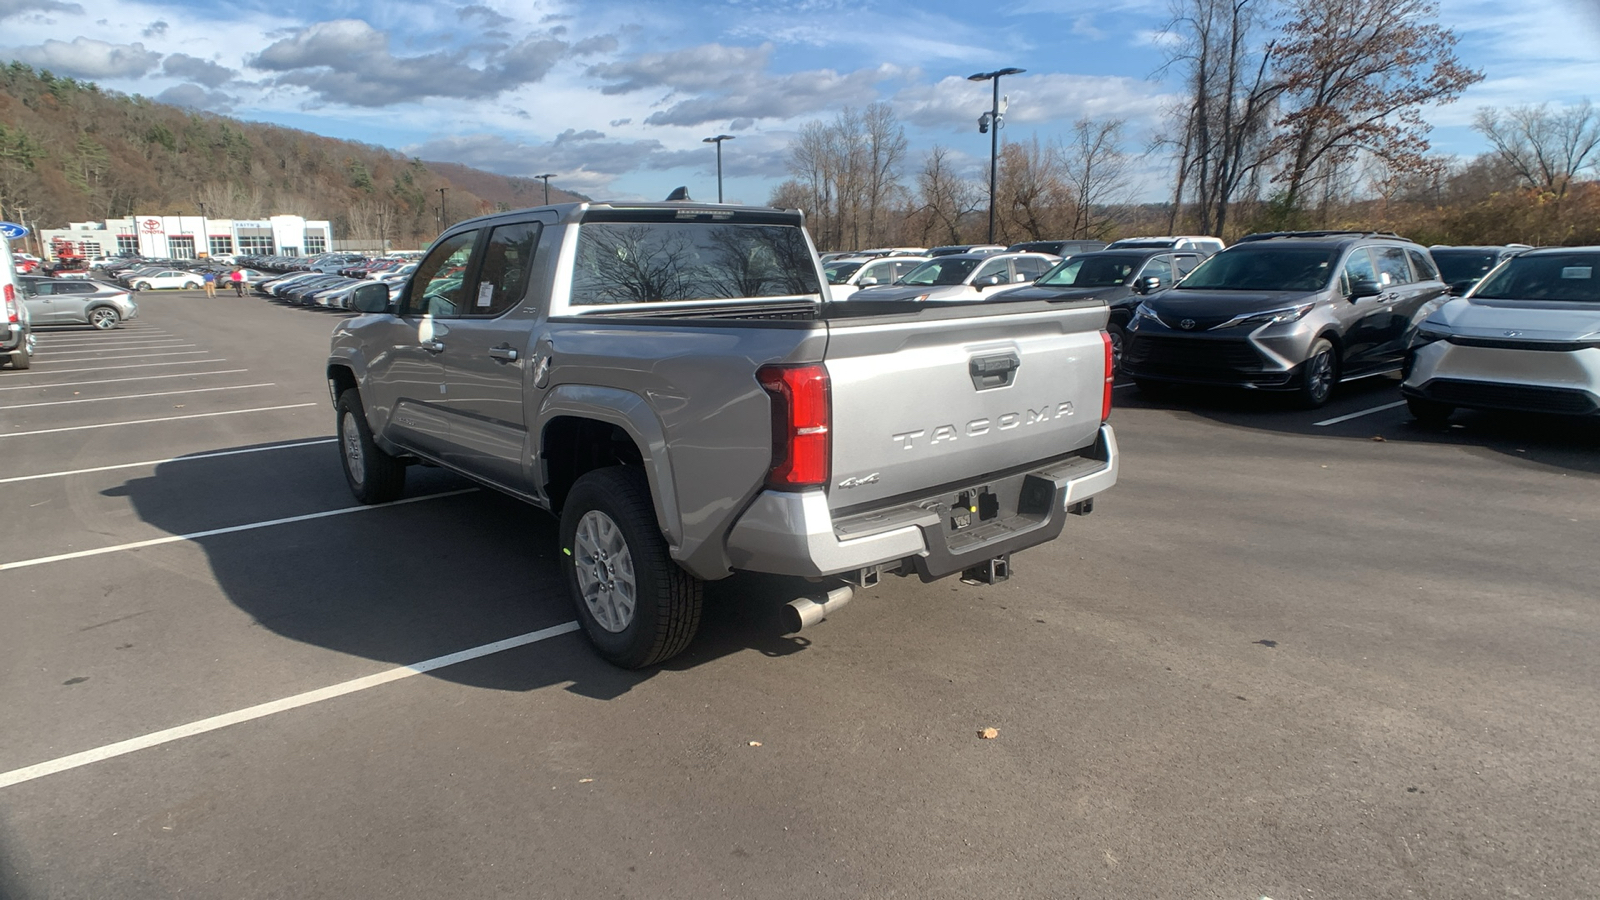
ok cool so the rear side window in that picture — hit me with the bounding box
[1013,256,1053,281]
[1406,248,1439,281]
[470,222,541,317]
[1371,246,1413,286]
[570,222,821,305]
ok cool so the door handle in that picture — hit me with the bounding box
[421,340,445,354]
[488,345,519,362]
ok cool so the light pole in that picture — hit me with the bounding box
[437,186,448,228]
[535,173,556,205]
[967,67,1025,244]
[702,134,735,202]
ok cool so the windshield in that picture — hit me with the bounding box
[1431,250,1500,286]
[900,258,979,286]
[1177,248,1336,291]
[1037,256,1136,288]
[823,260,864,284]
[1472,253,1600,302]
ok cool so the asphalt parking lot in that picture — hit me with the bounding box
[1,291,1596,899]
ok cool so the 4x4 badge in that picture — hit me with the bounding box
[1179,318,1197,330]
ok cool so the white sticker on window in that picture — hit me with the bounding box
[1560,266,1592,279]
[477,282,494,307]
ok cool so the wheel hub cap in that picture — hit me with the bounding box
[573,510,637,633]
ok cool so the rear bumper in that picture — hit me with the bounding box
[723,424,1119,580]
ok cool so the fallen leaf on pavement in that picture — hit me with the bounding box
[978,727,999,740]
[748,741,762,747]
[1371,435,1386,442]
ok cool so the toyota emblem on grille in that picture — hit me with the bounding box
[1179,318,1197,330]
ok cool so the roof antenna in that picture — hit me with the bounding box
[664,186,692,201]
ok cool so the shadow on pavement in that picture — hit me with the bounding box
[1119,374,1600,476]
[111,443,815,701]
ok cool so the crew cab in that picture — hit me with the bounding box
[328,202,1119,667]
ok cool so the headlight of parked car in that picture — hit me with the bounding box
[1218,302,1316,330]
[1133,302,1162,325]
[1413,325,1451,344]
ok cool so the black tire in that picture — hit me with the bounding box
[133,282,149,291]
[1406,395,1454,426]
[1106,321,1127,374]
[1297,338,1338,409]
[1134,378,1170,397]
[560,466,703,669]
[335,390,406,504]
[88,306,120,330]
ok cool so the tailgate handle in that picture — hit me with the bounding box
[970,352,1020,390]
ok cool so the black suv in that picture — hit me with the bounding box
[1122,231,1448,407]
[1006,239,1108,256]
[994,248,1211,370]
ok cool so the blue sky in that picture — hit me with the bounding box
[2,0,1597,204]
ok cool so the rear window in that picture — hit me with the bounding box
[1472,253,1600,302]
[1177,247,1337,292]
[570,222,821,305]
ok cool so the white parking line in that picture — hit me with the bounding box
[0,358,228,377]
[37,334,181,344]
[0,370,249,393]
[0,382,275,410]
[0,620,580,790]
[0,438,336,484]
[33,340,191,351]
[34,347,200,363]
[0,487,477,573]
[1314,401,1406,427]
[1,402,317,438]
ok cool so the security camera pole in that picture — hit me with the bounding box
[702,134,735,203]
[967,67,1024,244]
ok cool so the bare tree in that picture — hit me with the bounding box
[1270,0,1482,215]
[1158,0,1283,238]
[996,137,1073,242]
[1474,100,1600,199]
[1058,117,1133,238]
[908,145,980,246]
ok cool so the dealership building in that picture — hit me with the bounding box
[40,214,334,260]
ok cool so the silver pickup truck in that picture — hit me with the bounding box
[328,201,1119,667]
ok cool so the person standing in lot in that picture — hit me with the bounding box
[202,270,217,297]
[230,267,245,296]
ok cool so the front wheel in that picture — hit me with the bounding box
[1297,338,1338,409]
[1406,396,1454,426]
[88,307,120,330]
[335,390,406,504]
[132,282,150,291]
[560,466,703,669]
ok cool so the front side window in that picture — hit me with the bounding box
[1140,256,1174,284]
[570,222,821,305]
[1341,249,1379,292]
[902,258,979,286]
[404,230,478,318]
[1472,253,1600,302]
[858,260,897,286]
[973,258,1012,285]
[1181,248,1338,292]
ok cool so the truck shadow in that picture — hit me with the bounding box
[107,442,813,701]
[1117,375,1600,476]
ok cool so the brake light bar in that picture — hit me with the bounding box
[1101,330,1114,422]
[757,363,831,490]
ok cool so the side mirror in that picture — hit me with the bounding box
[859,276,880,286]
[1347,277,1381,299]
[1133,276,1162,295]
[350,282,392,314]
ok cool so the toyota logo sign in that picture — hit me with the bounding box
[140,218,163,234]
[1179,318,1197,330]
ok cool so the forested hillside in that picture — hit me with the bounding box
[0,63,583,246]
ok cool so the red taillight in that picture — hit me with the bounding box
[1100,330,1114,422]
[757,363,831,489]
[4,283,16,323]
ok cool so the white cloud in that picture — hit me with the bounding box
[0,0,83,21]
[2,36,160,78]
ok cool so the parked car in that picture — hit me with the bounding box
[1402,247,1600,423]
[18,276,138,328]
[851,252,1059,303]
[927,244,1007,257]
[1428,245,1532,295]
[988,248,1211,370]
[2,240,33,369]
[1107,235,1226,254]
[1007,239,1108,256]
[125,269,204,291]
[1123,231,1448,407]
[823,254,930,301]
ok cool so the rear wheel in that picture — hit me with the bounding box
[1297,338,1338,409]
[1406,396,1454,426]
[7,348,29,370]
[560,466,703,669]
[88,306,120,330]
[1106,321,1127,374]
[335,390,406,504]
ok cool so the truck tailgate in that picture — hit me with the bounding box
[822,302,1109,511]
